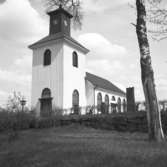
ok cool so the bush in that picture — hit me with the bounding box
[1,110,167,134]
[35,117,54,129]
[0,110,35,131]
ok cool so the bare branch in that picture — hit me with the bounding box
[44,0,82,29]
[131,23,137,27]
[146,0,167,40]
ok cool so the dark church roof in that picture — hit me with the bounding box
[86,72,126,96]
[28,32,89,54]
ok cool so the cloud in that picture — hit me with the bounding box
[81,0,134,13]
[0,0,46,106]
[0,90,9,106]
[0,0,6,4]
[0,69,31,86]
[78,33,127,60]
[0,67,31,106]
[13,55,32,74]
[0,0,47,45]
[87,59,123,74]
[154,75,167,100]
[78,33,126,80]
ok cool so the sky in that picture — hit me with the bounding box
[0,0,166,107]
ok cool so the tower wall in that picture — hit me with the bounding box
[31,42,64,115]
[63,43,86,114]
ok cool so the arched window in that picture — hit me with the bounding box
[117,98,121,113]
[72,90,79,114]
[72,51,78,68]
[123,99,126,112]
[105,95,109,114]
[112,96,116,101]
[41,88,51,98]
[97,92,102,112]
[44,49,51,66]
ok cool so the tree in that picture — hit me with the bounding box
[147,0,167,41]
[6,92,25,112]
[136,0,166,142]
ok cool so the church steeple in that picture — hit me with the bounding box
[47,5,73,36]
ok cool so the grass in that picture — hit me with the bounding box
[0,125,167,167]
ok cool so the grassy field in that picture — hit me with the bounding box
[0,125,167,167]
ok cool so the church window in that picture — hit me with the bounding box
[44,49,51,66]
[105,95,109,113]
[112,96,116,101]
[97,92,102,112]
[117,98,121,113]
[73,51,78,68]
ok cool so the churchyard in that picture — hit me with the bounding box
[0,111,167,167]
[0,125,167,167]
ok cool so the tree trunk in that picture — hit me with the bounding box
[136,0,165,142]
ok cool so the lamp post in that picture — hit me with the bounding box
[20,98,26,112]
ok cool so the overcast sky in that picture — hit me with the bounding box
[0,0,166,107]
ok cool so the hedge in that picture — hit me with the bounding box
[0,111,167,134]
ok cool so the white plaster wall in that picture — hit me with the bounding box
[85,80,95,106]
[63,43,86,114]
[31,42,64,115]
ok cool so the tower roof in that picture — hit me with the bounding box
[28,32,89,54]
[47,5,73,18]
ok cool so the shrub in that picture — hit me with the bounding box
[0,110,35,131]
[35,116,62,129]
[1,110,167,134]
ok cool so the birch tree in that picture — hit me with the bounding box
[136,0,166,142]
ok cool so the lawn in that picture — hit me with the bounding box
[0,125,167,167]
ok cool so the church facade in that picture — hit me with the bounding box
[29,6,126,116]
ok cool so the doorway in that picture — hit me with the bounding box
[40,88,52,117]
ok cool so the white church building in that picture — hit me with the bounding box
[29,6,126,117]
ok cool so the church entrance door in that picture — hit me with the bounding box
[40,99,52,117]
[40,88,52,117]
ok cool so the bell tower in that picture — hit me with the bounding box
[29,6,89,116]
[48,5,73,36]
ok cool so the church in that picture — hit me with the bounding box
[29,6,126,116]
